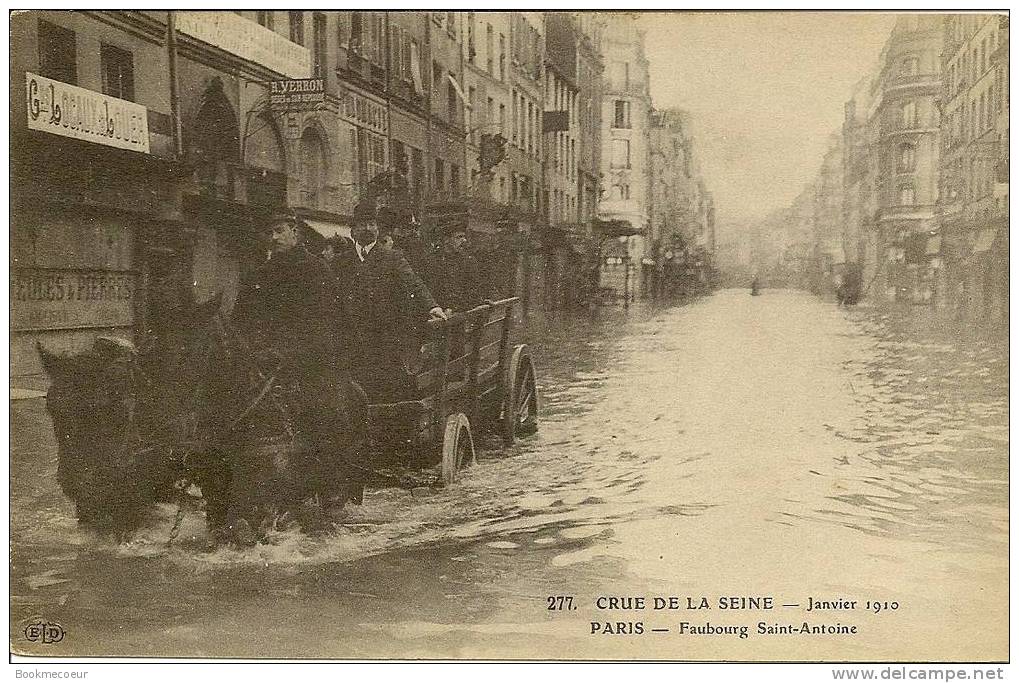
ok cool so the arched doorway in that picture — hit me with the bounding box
[187,82,240,198]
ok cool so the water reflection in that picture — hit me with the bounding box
[10,290,1008,659]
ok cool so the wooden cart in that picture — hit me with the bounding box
[367,296,538,484]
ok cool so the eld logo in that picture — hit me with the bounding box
[23,621,64,645]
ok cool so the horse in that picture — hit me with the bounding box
[38,291,371,545]
[193,312,371,544]
[37,294,223,539]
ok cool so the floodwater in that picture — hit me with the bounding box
[10,289,1008,661]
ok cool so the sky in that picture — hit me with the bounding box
[638,11,897,233]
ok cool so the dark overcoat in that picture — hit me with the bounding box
[343,243,439,399]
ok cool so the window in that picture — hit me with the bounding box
[468,86,476,144]
[412,147,424,199]
[899,185,915,206]
[391,139,408,179]
[100,44,134,101]
[299,130,325,208]
[900,56,918,76]
[511,90,518,145]
[897,143,916,172]
[499,33,506,81]
[369,13,384,65]
[312,13,326,78]
[357,130,386,187]
[997,70,1004,113]
[486,96,494,128]
[409,41,422,93]
[447,75,458,124]
[467,13,476,64]
[527,102,533,155]
[38,20,76,85]
[349,12,362,54]
[611,139,631,168]
[257,11,274,30]
[446,12,456,36]
[434,158,445,189]
[900,100,917,128]
[979,92,986,133]
[486,25,494,74]
[450,164,459,189]
[613,100,631,128]
[289,11,304,45]
[499,103,506,136]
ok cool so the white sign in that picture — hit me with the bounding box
[177,11,311,79]
[26,73,150,154]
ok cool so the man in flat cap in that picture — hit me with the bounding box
[219,212,366,529]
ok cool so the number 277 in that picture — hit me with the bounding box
[547,596,575,611]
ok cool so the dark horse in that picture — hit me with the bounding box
[38,293,370,544]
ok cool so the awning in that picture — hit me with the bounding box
[925,234,942,255]
[304,219,351,241]
[972,228,998,253]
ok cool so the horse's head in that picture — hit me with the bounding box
[38,336,145,528]
[39,337,141,447]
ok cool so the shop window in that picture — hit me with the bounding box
[38,20,76,85]
[100,44,134,102]
[289,11,304,46]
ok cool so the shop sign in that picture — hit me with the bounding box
[269,78,325,111]
[26,73,150,154]
[341,91,388,135]
[177,11,311,79]
[10,268,136,332]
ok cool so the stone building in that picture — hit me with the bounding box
[11,10,319,388]
[812,135,845,296]
[841,74,879,295]
[596,13,652,301]
[938,13,1009,321]
[871,15,943,305]
[541,12,604,309]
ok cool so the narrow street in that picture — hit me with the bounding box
[11,290,1008,661]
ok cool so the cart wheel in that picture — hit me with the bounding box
[441,413,476,485]
[502,344,539,445]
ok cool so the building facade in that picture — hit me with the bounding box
[12,10,321,388]
[596,14,652,300]
[871,16,943,305]
[938,13,1009,321]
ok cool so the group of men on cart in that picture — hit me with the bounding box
[227,200,483,508]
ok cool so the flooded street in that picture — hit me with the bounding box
[11,289,1008,661]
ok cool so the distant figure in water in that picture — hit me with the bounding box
[751,276,761,296]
